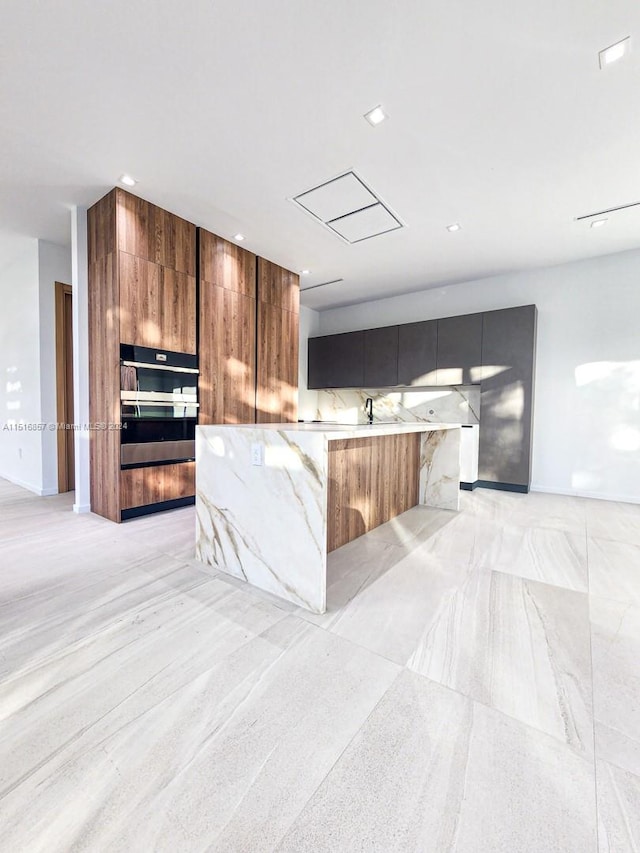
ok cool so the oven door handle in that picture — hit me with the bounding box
[121,360,199,375]
[121,399,200,407]
[120,391,198,404]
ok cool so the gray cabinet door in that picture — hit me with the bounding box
[436,313,483,385]
[397,320,438,385]
[307,331,365,388]
[364,326,398,386]
[479,305,537,488]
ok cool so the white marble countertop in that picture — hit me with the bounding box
[197,422,460,441]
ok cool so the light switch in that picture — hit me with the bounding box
[251,443,263,466]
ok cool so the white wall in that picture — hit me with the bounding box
[316,249,640,503]
[298,305,320,420]
[0,237,43,492]
[0,235,71,495]
[38,240,72,494]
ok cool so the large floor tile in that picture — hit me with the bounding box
[296,536,409,629]
[327,544,470,665]
[591,595,640,776]
[448,519,588,591]
[589,537,640,606]
[463,488,588,534]
[407,570,593,752]
[365,504,459,547]
[586,499,640,545]
[279,671,597,853]
[475,525,588,592]
[0,616,400,852]
[0,577,288,788]
[0,553,214,679]
[596,760,640,853]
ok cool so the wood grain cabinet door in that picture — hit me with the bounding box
[119,253,196,354]
[256,258,299,423]
[116,189,196,276]
[198,230,257,424]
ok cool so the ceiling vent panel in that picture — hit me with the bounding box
[294,172,377,222]
[291,170,404,244]
[328,203,402,243]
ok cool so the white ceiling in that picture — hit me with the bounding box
[1,0,639,309]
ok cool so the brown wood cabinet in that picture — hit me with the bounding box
[89,189,300,520]
[327,433,421,551]
[256,258,299,423]
[120,462,196,510]
[116,190,196,276]
[88,192,121,522]
[119,253,196,354]
[199,230,257,424]
[88,188,197,522]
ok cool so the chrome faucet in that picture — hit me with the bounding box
[365,397,374,424]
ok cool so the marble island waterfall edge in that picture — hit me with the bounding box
[196,423,461,614]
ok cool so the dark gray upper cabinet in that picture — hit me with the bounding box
[364,326,399,386]
[397,320,437,385]
[479,305,537,487]
[436,313,483,386]
[307,331,364,389]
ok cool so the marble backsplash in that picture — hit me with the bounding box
[312,387,480,425]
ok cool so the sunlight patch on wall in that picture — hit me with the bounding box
[471,365,509,382]
[610,425,640,452]
[491,382,524,418]
[575,360,640,389]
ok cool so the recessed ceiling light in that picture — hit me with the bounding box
[446,223,461,232]
[119,174,137,187]
[590,219,608,228]
[301,269,310,275]
[599,37,630,68]
[364,105,387,126]
[233,233,245,241]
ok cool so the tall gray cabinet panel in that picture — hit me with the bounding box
[364,326,398,386]
[307,331,364,389]
[436,313,483,385]
[479,305,537,489]
[397,320,438,385]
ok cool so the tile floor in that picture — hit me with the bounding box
[0,479,638,851]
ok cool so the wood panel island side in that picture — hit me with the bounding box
[196,423,461,613]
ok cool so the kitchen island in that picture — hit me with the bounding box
[196,422,461,613]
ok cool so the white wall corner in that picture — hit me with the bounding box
[71,206,91,514]
[38,239,72,495]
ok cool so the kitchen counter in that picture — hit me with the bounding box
[216,421,457,438]
[196,422,461,613]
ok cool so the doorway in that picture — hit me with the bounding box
[55,282,74,492]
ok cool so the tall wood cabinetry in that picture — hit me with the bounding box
[199,230,257,424]
[89,189,300,521]
[256,259,300,423]
[197,237,299,425]
[88,188,197,522]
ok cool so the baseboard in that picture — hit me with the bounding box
[460,481,479,491]
[476,480,529,494]
[73,502,91,514]
[530,485,640,504]
[0,473,55,497]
